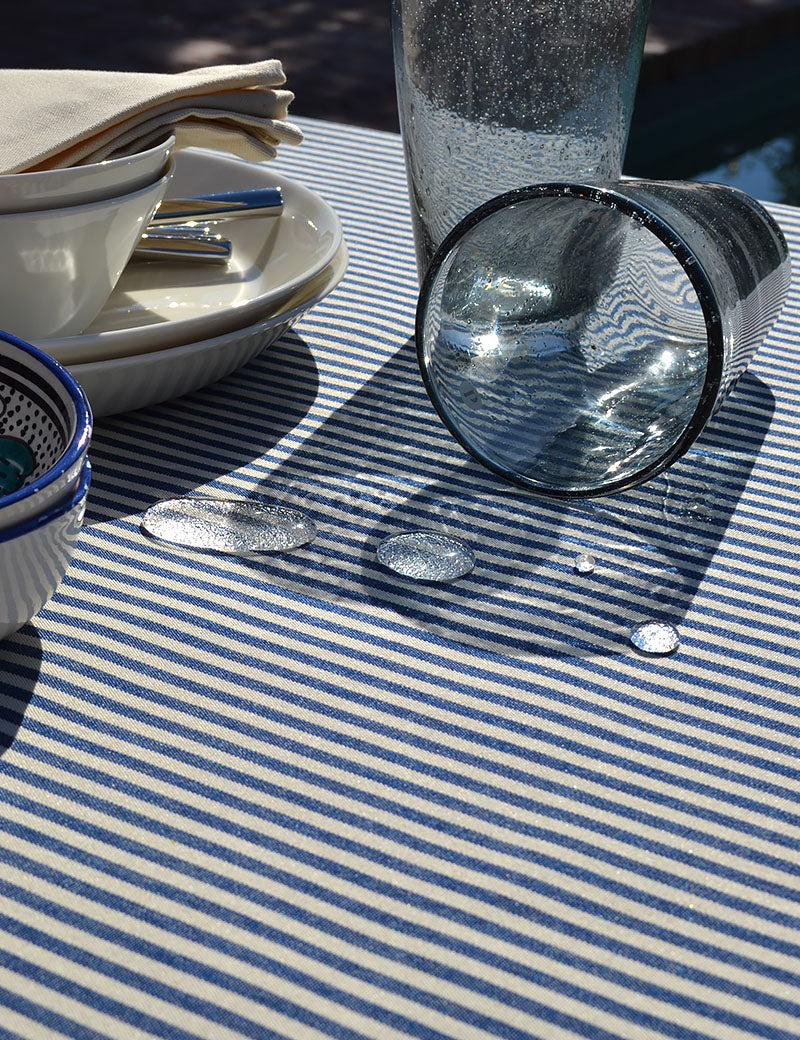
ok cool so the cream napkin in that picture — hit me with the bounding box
[0,60,303,173]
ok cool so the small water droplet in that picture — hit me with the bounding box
[377,530,475,582]
[630,621,680,655]
[141,497,317,554]
[573,552,595,575]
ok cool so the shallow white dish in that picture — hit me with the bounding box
[38,148,343,364]
[68,242,348,418]
[0,136,175,214]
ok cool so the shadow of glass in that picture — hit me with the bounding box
[237,341,774,660]
[82,332,320,525]
[0,626,42,756]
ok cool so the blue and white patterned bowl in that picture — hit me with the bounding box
[0,457,91,640]
[0,329,91,529]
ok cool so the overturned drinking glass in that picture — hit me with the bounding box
[416,179,791,497]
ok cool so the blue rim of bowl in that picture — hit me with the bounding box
[415,181,724,499]
[0,329,92,506]
[0,457,91,544]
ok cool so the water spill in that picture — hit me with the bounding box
[141,497,317,554]
[377,530,475,582]
[661,472,716,524]
[630,621,680,655]
[663,491,714,523]
[573,552,596,575]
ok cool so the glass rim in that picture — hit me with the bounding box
[415,181,726,498]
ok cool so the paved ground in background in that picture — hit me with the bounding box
[0,0,797,132]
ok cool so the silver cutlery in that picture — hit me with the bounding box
[132,187,284,263]
[133,224,232,263]
[149,187,283,224]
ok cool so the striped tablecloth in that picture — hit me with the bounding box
[1,117,799,1040]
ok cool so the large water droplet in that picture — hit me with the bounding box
[141,497,317,553]
[574,552,595,575]
[630,621,680,655]
[377,530,475,582]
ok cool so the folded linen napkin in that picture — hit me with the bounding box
[0,60,303,173]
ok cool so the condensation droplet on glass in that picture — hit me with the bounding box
[377,530,475,582]
[573,552,595,575]
[630,621,680,655]
[141,497,317,554]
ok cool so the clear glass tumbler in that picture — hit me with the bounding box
[416,180,791,497]
[391,0,651,276]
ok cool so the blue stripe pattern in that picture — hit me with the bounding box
[0,116,799,1040]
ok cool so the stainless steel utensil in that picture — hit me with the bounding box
[150,187,283,224]
[132,187,283,263]
[133,225,232,263]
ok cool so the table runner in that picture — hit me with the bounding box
[0,116,798,1040]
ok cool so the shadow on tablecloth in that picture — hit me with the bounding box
[0,632,42,752]
[82,333,322,522]
[248,339,775,661]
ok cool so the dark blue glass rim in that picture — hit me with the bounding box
[0,328,92,510]
[415,181,725,499]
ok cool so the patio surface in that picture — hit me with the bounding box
[0,0,796,132]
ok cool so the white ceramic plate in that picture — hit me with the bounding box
[38,147,342,364]
[68,243,348,418]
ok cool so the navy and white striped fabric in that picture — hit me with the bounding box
[1,116,799,1040]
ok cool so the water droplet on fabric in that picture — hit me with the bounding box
[630,621,680,655]
[141,497,317,553]
[377,530,475,582]
[573,552,595,575]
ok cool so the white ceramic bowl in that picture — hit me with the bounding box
[0,457,90,641]
[0,329,91,530]
[0,158,174,340]
[0,136,175,214]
